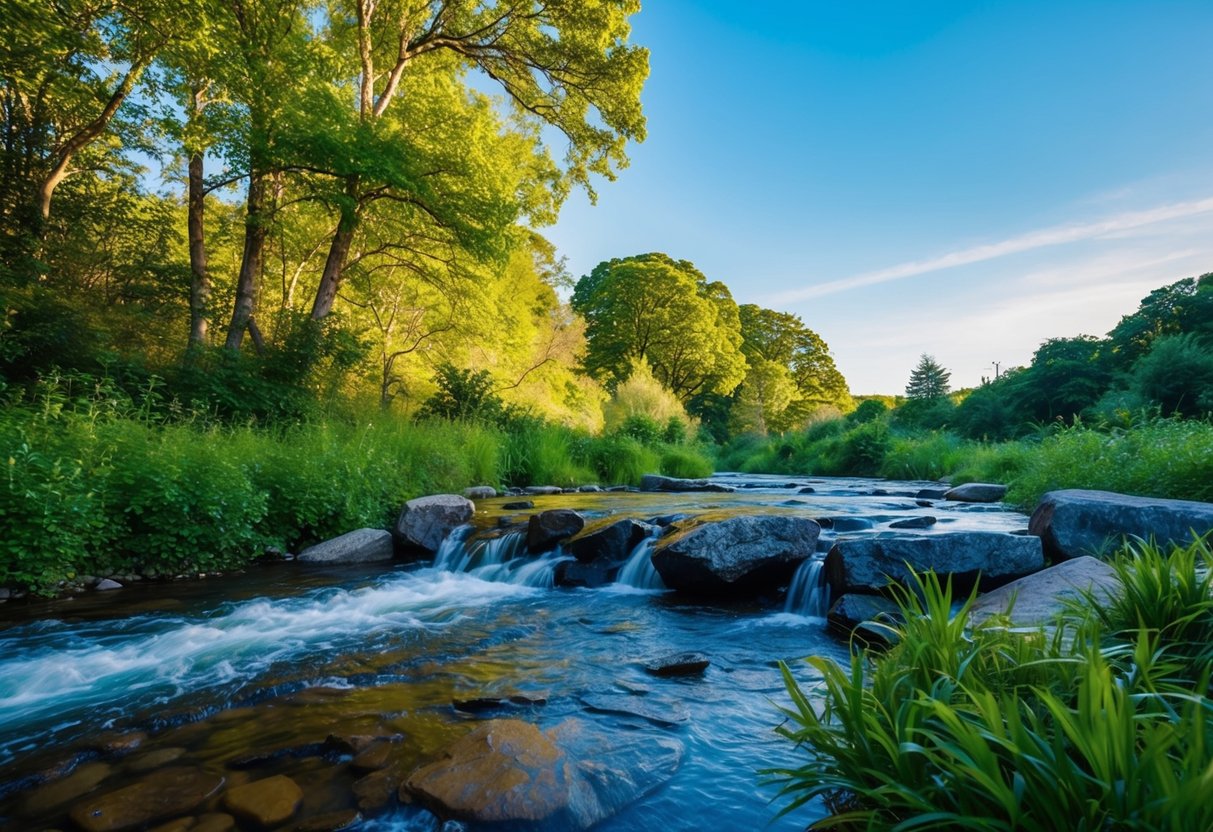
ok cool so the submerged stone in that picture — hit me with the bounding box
[69,767,224,832]
[223,774,303,828]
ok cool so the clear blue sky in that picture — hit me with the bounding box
[545,0,1213,394]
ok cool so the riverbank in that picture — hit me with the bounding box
[0,396,714,597]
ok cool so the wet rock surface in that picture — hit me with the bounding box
[527,509,586,552]
[1029,489,1213,561]
[404,718,682,830]
[567,519,654,564]
[69,767,224,832]
[652,516,819,596]
[640,475,734,493]
[223,773,304,827]
[825,531,1044,596]
[395,494,475,553]
[298,528,395,565]
[644,652,710,677]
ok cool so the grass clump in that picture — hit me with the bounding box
[768,539,1213,831]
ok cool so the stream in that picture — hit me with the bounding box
[0,474,1030,831]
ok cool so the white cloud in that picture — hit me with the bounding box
[766,196,1213,304]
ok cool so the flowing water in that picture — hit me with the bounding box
[0,475,1030,831]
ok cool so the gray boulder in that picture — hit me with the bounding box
[970,556,1121,626]
[566,519,654,564]
[1029,489,1213,561]
[651,516,820,596]
[890,516,936,529]
[299,528,395,565]
[95,578,124,591]
[527,509,585,552]
[395,495,475,553]
[525,485,564,496]
[826,593,902,636]
[463,486,497,500]
[639,474,734,493]
[944,482,1008,503]
[825,531,1044,596]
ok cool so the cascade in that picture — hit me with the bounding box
[615,532,666,589]
[783,557,829,617]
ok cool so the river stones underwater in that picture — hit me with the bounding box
[404,718,682,831]
[68,767,225,832]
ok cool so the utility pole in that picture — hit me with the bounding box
[984,361,1002,381]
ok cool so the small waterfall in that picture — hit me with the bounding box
[434,527,569,588]
[784,557,829,617]
[615,533,666,590]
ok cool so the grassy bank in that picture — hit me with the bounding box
[769,538,1213,831]
[720,414,1213,509]
[0,385,713,594]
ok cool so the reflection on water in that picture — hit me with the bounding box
[0,474,1028,831]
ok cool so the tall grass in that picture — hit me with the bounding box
[768,541,1213,831]
[0,382,716,592]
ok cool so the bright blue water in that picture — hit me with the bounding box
[0,474,1030,830]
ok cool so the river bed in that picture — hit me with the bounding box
[0,475,1029,831]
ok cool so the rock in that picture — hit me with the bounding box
[394,495,475,554]
[579,694,689,726]
[464,486,498,500]
[566,519,653,564]
[223,774,303,828]
[648,513,688,528]
[889,516,936,529]
[352,769,401,815]
[797,487,816,494]
[23,762,113,815]
[825,532,1044,596]
[527,509,585,552]
[525,486,564,496]
[502,500,534,510]
[351,741,394,774]
[577,485,602,492]
[0,587,9,601]
[453,694,547,714]
[126,747,187,773]
[644,652,709,677]
[652,516,820,596]
[818,516,874,532]
[916,487,949,500]
[916,499,934,508]
[553,560,615,589]
[95,578,123,591]
[639,474,733,493]
[1029,489,1213,561]
[404,719,681,831]
[296,809,362,831]
[69,767,224,832]
[192,815,237,832]
[298,528,394,565]
[92,731,147,757]
[944,482,1008,503]
[970,556,1122,626]
[148,819,193,832]
[826,594,902,638]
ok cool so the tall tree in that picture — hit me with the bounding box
[304,0,649,322]
[572,252,747,402]
[905,354,951,400]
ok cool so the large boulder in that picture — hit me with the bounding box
[639,475,734,493]
[395,495,475,554]
[403,719,681,831]
[566,519,654,564]
[969,556,1121,626]
[298,528,394,565]
[1029,489,1213,561]
[651,516,820,596]
[944,482,1008,503]
[527,509,585,553]
[825,532,1044,596]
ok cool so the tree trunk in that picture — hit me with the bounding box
[310,176,360,321]
[225,172,267,350]
[187,150,210,350]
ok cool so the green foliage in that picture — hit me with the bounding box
[847,398,888,424]
[1129,333,1213,417]
[768,555,1213,832]
[904,354,951,400]
[573,253,748,401]
[659,446,714,479]
[616,414,664,444]
[418,363,507,424]
[602,357,693,437]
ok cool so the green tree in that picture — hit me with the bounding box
[1130,333,1213,417]
[572,253,747,402]
[905,354,951,400]
[1107,273,1213,370]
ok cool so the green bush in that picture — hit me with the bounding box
[768,549,1213,831]
[659,446,714,479]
